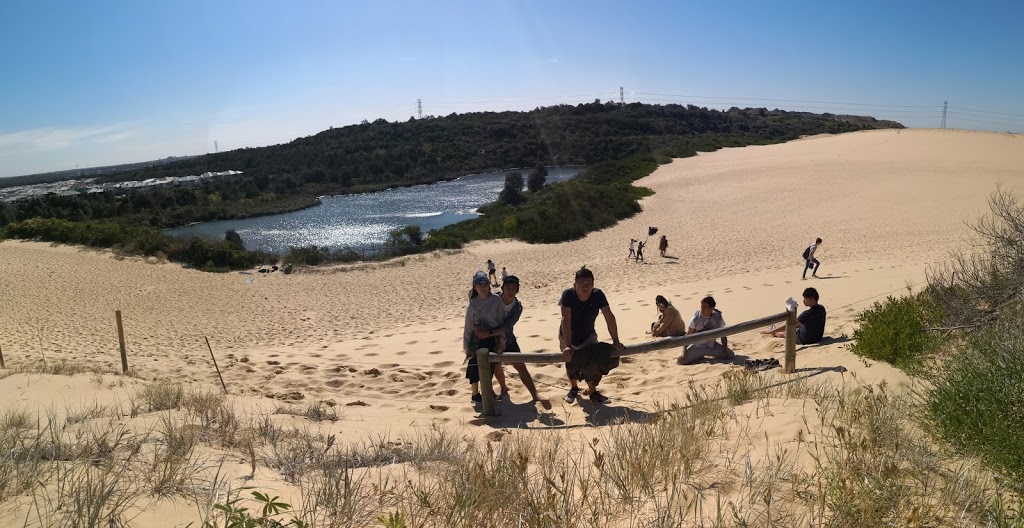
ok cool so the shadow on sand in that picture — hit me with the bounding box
[470,396,657,430]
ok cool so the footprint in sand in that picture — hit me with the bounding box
[429,404,449,412]
[325,379,345,388]
[396,351,408,356]
[433,361,454,367]
[406,340,418,345]
[428,350,443,355]
[267,360,280,366]
[743,286,752,290]
[365,352,379,357]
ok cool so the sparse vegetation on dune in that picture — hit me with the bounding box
[852,188,1024,489]
[0,366,1018,527]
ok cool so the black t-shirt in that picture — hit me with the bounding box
[797,304,827,344]
[559,288,609,346]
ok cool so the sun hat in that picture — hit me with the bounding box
[472,271,490,285]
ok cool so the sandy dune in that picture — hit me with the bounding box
[1,128,1023,437]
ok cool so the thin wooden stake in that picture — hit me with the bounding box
[0,342,6,369]
[115,310,128,374]
[205,337,228,393]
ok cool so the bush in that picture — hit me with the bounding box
[851,293,940,370]
[926,317,1024,483]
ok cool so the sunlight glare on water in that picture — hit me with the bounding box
[166,167,580,252]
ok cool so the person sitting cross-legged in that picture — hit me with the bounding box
[677,296,734,365]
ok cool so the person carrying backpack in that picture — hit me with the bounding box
[802,238,822,279]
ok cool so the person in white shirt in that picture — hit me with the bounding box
[677,296,733,365]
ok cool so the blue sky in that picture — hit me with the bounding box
[2,0,1022,178]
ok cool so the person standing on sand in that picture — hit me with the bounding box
[500,267,509,283]
[463,271,506,404]
[803,238,822,279]
[559,267,624,404]
[658,235,669,257]
[635,240,645,263]
[486,259,498,286]
[627,238,637,260]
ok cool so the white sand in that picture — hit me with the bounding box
[3,128,1022,525]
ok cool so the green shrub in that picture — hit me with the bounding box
[926,320,1024,484]
[851,294,939,370]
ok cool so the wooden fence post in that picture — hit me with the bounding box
[784,308,797,373]
[477,348,496,416]
[0,342,5,369]
[116,310,129,374]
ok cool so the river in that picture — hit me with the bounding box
[166,166,582,252]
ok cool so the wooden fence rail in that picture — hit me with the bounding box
[477,308,798,416]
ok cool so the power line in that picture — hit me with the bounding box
[951,106,1024,120]
[435,93,615,105]
[941,100,947,129]
[948,115,1024,128]
[948,112,1024,126]
[635,92,940,109]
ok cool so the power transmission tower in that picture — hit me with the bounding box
[417,99,422,119]
[940,101,948,129]
[620,86,624,106]
[214,140,218,153]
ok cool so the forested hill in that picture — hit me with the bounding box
[100,101,902,188]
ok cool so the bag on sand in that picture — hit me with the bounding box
[802,246,811,260]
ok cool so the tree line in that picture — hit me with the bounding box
[0,102,902,269]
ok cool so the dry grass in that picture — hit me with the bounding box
[1,369,1020,527]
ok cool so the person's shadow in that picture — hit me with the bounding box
[470,396,656,429]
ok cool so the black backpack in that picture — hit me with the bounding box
[802,245,811,259]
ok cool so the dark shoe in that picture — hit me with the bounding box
[589,391,611,404]
[564,387,580,403]
[471,393,482,403]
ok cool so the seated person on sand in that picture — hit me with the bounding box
[650,295,686,337]
[677,296,733,365]
[761,287,827,345]
[559,267,624,405]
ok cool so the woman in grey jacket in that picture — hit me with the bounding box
[464,271,506,403]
